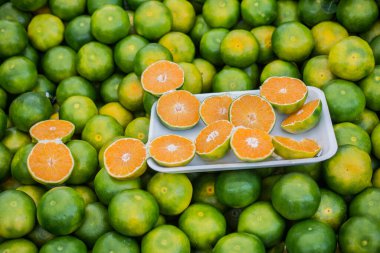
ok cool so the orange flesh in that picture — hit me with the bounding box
[231,127,274,160]
[104,138,146,177]
[273,136,320,153]
[200,95,233,125]
[196,120,233,153]
[157,90,200,128]
[230,95,275,133]
[149,135,195,164]
[141,60,184,94]
[28,142,73,183]
[260,77,307,104]
[282,100,321,126]
[30,120,74,141]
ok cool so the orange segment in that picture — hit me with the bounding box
[141,60,185,96]
[149,134,195,167]
[200,95,233,125]
[27,142,74,184]
[29,119,75,142]
[229,94,276,133]
[272,136,321,159]
[156,90,200,130]
[231,127,274,162]
[104,138,147,179]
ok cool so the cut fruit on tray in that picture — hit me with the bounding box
[199,94,233,125]
[272,136,321,159]
[29,119,75,143]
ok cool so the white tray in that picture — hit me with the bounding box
[147,86,338,173]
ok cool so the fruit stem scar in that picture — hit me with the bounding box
[246,137,259,148]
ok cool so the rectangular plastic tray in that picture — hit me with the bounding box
[147,86,338,173]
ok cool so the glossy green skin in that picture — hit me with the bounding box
[39,236,87,253]
[241,0,277,27]
[49,0,86,21]
[64,15,94,51]
[212,67,253,92]
[349,187,380,223]
[200,28,229,66]
[0,142,12,181]
[56,76,96,105]
[0,238,38,253]
[0,108,7,139]
[372,124,380,160]
[360,65,380,111]
[202,0,240,29]
[192,173,226,211]
[11,143,35,185]
[260,59,301,84]
[1,127,31,154]
[298,0,334,27]
[134,43,173,76]
[114,35,148,74]
[92,232,139,253]
[0,20,28,58]
[10,0,47,11]
[213,233,265,253]
[0,3,32,28]
[334,122,372,153]
[42,46,77,83]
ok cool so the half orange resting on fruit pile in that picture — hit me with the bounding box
[29,119,75,143]
[141,60,184,97]
[272,136,321,159]
[149,134,195,167]
[260,76,308,114]
[199,95,233,125]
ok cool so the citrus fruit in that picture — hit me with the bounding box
[303,55,336,89]
[370,35,380,64]
[281,99,322,134]
[274,0,299,26]
[339,216,380,253]
[192,173,226,211]
[179,203,226,250]
[178,62,203,94]
[322,145,372,195]
[271,21,314,62]
[372,168,380,187]
[27,142,74,184]
[41,46,76,83]
[74,202,112,247]
[164,0,195,33]
[11,143,35,185]
[125,117,150,143]
[100,74,123,103]
[0,20,28,58]
[142,224,191,253]
[16,185,45,206]
[0,108,7,139]
[108,189,159,237]
[143,91,158,115]
[311,21,348,55]
[76,41,114,82]
[1,127,31,154]
[372,124,380,159]
[64,15,94,51]
[0,2,32,28]
[336,0,379,33]
[10,0,47,12]
[360,65,380,111]
[241,0,277,27]
[272,172,321,220]
[72,185,98,206]
[99,102,133,128]
[349,187,380,223]
[190,15,211,46]
[0,238,38,253]
[238,201,285,248]
[32,75,56,100]
[260,76,308,114]
[91,4,130,44]
[149,134,195,167]
[215,170,261,208]
[117,73,144,112]
[195,120,233,161]
[0,88,7,110]
[251,26,276,64]
[192,58,216,93]
[202,0,240,29]
[354,109,380,134]
[134,43,173,76]
[285,219,336,253]
[141,60,184,97]
[49,0,86,21]
[200,95,232,125]
[0,190,36,238]
[0,56,37,94]
[27,14,64,51]
[286,162,322,182]
[231,127,274,162]
[229,94,276,132]
[159,32,196,63]
[56,76,96,105]
[87,0,123,14]
[156,90,200,130]
[9,92,53,132]
[0,142,11,181]
[334,122,372,154]
[199,28,229,66]
[323,79,366,123]
[20,44,39,66]
[92,231,139,253]
[298,0,334,27]
[259,59,301,84]
[29,119,74,143]
[66,140,98,185]
[311,188,347,231]
[272,136,321,159]
[147,172,193,215]
[114,34,148,74]
[39,236,86,253]
[328,36,375,81]
[59,95,98,134]
[213,232,265,253]
[134,1,172,41]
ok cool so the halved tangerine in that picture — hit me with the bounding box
[156,90,200,130]
[195,120,234,160]
[149,134,195,167]
[229,94,276,133]
[29,119,75,143]
[141,60,184,97]
[231,127,274,162]
[260,76,308,114]
[272,136,321,159]
[199,95,233,125]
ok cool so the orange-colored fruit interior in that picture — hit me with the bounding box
[282,99,321,126]
[149,135,195,164]
[231,128,273,159]
[142,60,184,94]
[30,120,74,141]
[230,95,275,132]
[28,142,73,182]
[274,136,320,153]
[200,95,233,125]
[196,120,233,153]
[157,90,200,127]
[104,138,146,177]
[260,77,307,104]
